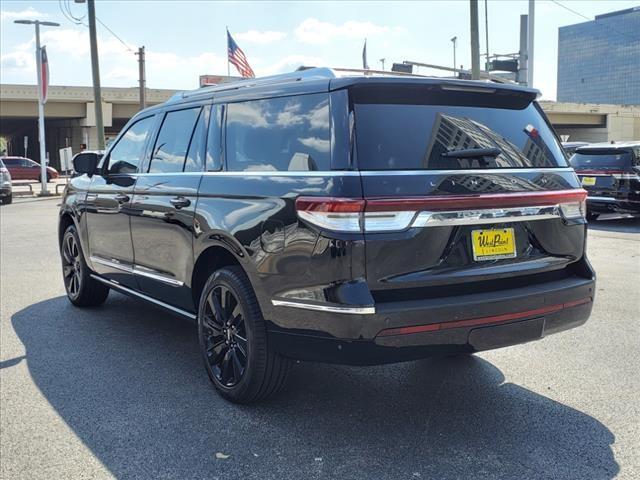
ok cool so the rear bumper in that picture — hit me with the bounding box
[587,196,640,214]
[268,273,595,365]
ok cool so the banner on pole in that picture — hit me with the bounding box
[40,45,49,104]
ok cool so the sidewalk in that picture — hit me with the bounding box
[11,177,70,199]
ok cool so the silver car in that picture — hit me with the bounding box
[0,158,12,204]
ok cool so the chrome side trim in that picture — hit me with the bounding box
[90,256,133,273]
[90,274,196,320]
[272,299,376,315]
[412,205,562,227]
[133,266,184,286]
[111,167,574,178]
[90,256,184,286]
[356,167,575,176]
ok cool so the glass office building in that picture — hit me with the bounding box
[557,7,640,105]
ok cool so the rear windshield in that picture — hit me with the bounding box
[569,150,633,169]
[354,103,567,170]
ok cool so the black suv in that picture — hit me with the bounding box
[569,142,640,220]
[59,69,595,403]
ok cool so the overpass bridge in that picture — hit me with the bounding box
[1,83,638,170]
[0,84,176,169]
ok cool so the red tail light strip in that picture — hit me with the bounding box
[376,297,592,337]
[364,189,587,212]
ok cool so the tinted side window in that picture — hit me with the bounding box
[226,94,330,172]
[205,105,223,171]
[149,107,201,173]
[108,116,155,174]
[184,107,207,172]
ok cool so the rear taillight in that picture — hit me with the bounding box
[296,189,588,232]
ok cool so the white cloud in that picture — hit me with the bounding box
[0,50,36,78]
[259,54,327,76]
[235,30,286,44]
[0,7,48,22]
[294,18,405,45]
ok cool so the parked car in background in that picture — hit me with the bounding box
[569,142,640,220]
[0,158,12,204]
[1,156,59,182]
[562,141,589,157]
[59,68,595,403]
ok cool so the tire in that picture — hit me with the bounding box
[61,225,110,307]
[198,266,291,404]
[587,211,599,222]
[1,194,10,205]
[39,173,51,183]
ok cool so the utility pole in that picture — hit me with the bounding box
[470,0,481,80]
[379,58,385,70]
[14,19,59,196]
[87,0,105,149]
[450,36,457,72]
[136,46,146,110]
[484,0,490,71]
[518,15,528,85]
[527,0,535,87]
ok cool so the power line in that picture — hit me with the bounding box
[549,0,590,21]
[550,0,639,42]
[57,0,134,52]
[95,16,134,52]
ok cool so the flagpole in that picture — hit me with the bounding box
[226,26,230,76]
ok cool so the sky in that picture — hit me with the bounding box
[1,0,638,100]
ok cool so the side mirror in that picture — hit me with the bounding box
[72,152,99,176]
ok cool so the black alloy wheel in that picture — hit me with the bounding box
[198,266,291,403]
[60,225,109,306]
[62,230,83,300]
[201,284,248,387]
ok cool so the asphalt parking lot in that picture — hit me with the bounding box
[1,198,639,480]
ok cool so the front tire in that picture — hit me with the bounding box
[198,266,290,404]
[1,194,11,204]
[61,225,110,306]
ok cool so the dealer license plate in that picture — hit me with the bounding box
[471,228,517,261]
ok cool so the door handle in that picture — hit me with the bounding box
[115,193,130,204]
[170,196,191,209]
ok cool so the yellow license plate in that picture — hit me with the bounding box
[472,228,517,261]
[581,176,596,186]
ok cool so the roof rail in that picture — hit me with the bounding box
[177,67,336,100]
[332,67,427,78]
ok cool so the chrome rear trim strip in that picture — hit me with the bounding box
[272,299,376,315]
[90,256,184,286]
[587,196,617,202]
[412,205,562,227]
[90,274,196,320]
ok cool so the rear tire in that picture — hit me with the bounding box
[1,194,11,204]
[198,266,291,404]
[61,225,110,307]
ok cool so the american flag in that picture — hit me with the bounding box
[227,30,255,78]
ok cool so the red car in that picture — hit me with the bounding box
[0,156,59,182]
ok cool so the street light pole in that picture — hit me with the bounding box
[450,36,458,73]
[87,0,105,150]
[14,19,59,196]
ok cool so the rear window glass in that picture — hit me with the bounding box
[225,93,330,172]
[570,150,633,169]
[354,103,567,170]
